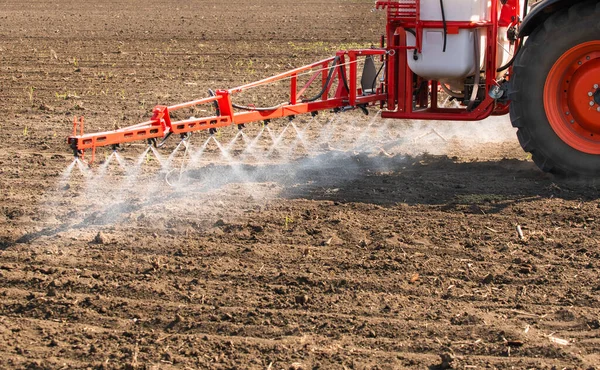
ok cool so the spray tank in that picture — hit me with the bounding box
[405,0,491,92]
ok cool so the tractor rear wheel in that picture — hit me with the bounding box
[510,1,600,176]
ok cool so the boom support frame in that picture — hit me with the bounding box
[68,49,387,162]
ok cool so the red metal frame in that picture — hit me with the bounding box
[68,0,521,160]
[377,0,518,121]
[68,50,387,160]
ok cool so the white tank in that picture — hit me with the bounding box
[420,0,490,22]
[406,0,491,87]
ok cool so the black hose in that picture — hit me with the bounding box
[208,89,220,116]
[339,62,350,93]
[496,41,521,72]
[231,102,287,111]
[440,0,447,52]
[302,56,341,103]
[414,80,427,98]
[405,29,419,60]
[156,131,172,148]
[371,62,385,91]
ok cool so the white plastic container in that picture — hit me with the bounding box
[405,0,491,86]
[420,0,490,22]
[406,29,480,85]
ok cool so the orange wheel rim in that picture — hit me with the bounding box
[544,41,600,154]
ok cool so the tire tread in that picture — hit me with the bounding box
[510,0,600,176]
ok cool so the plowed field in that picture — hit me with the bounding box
[1,1,599,369]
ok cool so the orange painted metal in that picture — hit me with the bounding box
[67,50,387,160]
[544,41,600,154]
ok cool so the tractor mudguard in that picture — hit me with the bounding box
[519,0,589,37]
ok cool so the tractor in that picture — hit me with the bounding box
[67,0,600,176]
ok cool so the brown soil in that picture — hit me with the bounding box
[1,1,599,369]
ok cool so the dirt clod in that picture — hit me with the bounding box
[289,362,304,370]
[93,232,107,244]
[49,279,61,288]
[295,294,309,305]
[481,273,494,284]
[438,352,455,369]
[38,103,54,112]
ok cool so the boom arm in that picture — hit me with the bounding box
[67,49,388,162]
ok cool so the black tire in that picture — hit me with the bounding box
[509,0,600,176]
